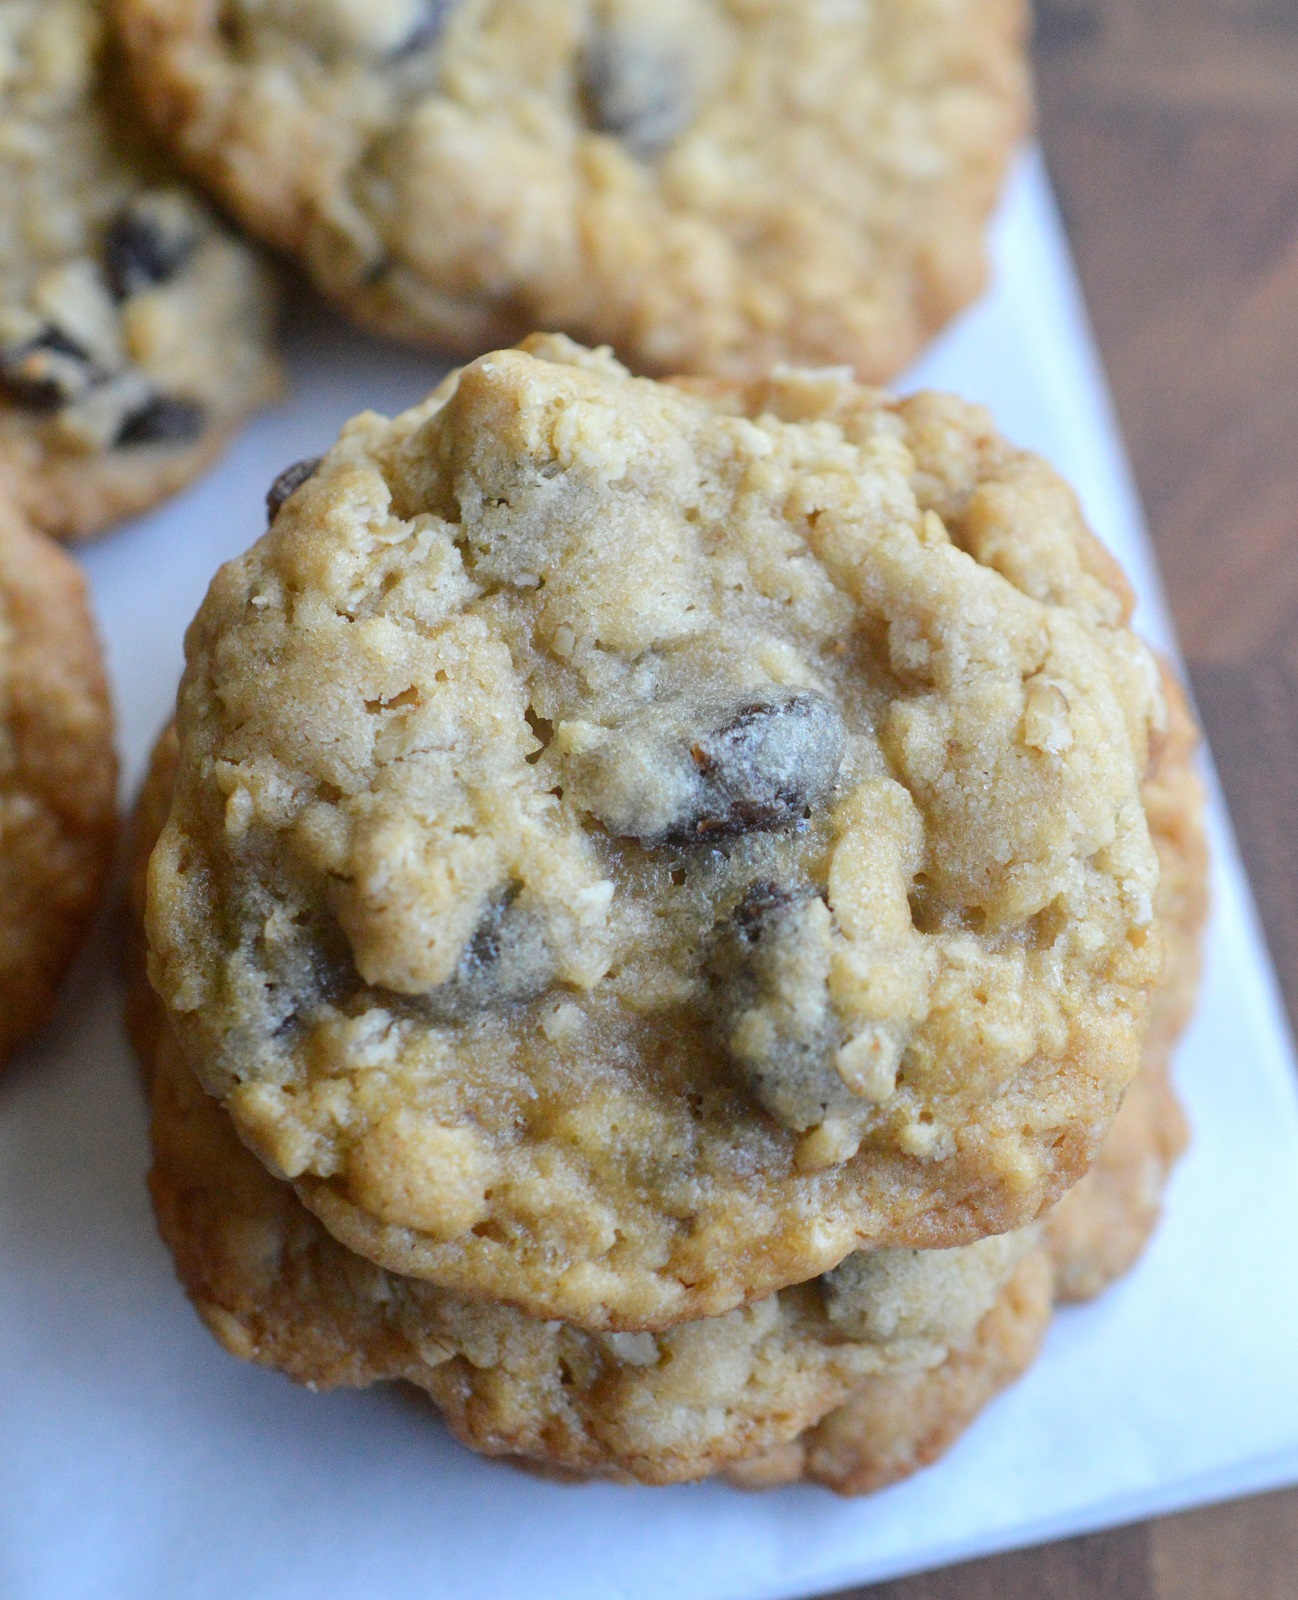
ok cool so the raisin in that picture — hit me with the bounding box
[115,395,206,447]
[579,28,691,159]
[104,205,198,300]
[266,457,322,522]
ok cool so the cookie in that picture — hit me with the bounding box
[113,0,1028,381]
[0,0,281,540]
[146,337,1165,1331]
[1044,1054,1187,1304]
[723,1051,1192,1495]
[1,493,115,1064]
[131,733,1037,1484]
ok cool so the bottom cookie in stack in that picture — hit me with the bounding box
[126,665,1205,1492]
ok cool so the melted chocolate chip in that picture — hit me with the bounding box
[674,692,846,843]
[407,886,555,1023]
[707,882,852,1133]
[729,880,798,940]
[115,395,206,447]
[0,328,96,411]
[567,688,845,845]
[579,28,691,159]
[271,925,363,1040]
[266,457,322,522]
[391,0,456,57]
[104,207,198,300]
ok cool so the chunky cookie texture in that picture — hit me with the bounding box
[115,0,1028,380]
[725,1243,1054,1495]
[0,496,116,1065]
[130,732,1035,1486]
[148,337,1164,1330]
[727,1041,1191,1496]
[0,0,281,539]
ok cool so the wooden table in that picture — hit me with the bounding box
[828,2,1298,1594]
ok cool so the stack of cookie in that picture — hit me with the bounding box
[0,0,1210,1498]
[125,338,1207,1489]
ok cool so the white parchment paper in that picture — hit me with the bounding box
[3,154,1298,1600]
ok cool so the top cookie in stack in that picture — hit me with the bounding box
[113,0,1029,380]
[145,334,1166,1334]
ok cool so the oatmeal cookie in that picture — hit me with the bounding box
[147,338,1164,1330]
[1044,1053,1186,1304]
[0,0,281,540]
[131,736,1035,1484]
[1,494,115,1064]
[113,0,1028,381]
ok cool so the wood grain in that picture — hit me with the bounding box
[821,2,1298,1594]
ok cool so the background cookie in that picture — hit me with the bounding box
[0,0,281,540]
[146,337,1166,1331]
[0,494,115,1065]
[130,735,1034,1486]
[114,0,1028,380]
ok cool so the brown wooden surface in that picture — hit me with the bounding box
[821,1,1298,1595]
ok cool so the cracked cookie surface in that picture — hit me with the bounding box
[0,494,115,1064]
[147,336,1164,1330]
[0,0,281,539]
[114,0,1028,381]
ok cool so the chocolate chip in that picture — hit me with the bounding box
[114,395,206,447]
[391,0,456,57]
[730,880,798,939]
[579,28,691,159]
[707,881,854,1133]
[271,925,363,1040]
[678,693,846,843]
[104,204,199,300]
[408,886,555,1022]
[567,689,846,845]
[0,328,97,412]
[266,457,322,522]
